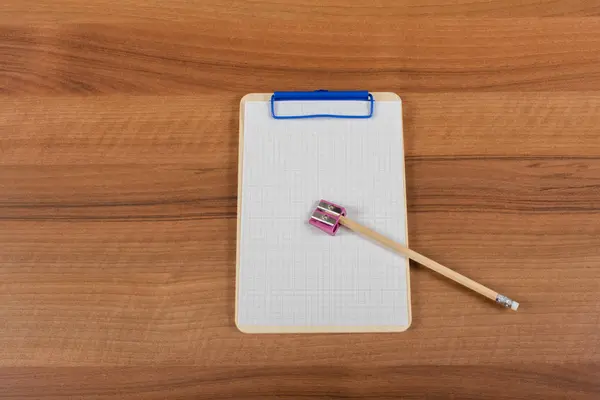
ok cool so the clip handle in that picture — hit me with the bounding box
[273,90,370,102]
[271,90,374,120]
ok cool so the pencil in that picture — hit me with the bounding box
[339,215,519,311]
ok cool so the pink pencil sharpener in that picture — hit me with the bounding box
[308,200,346,236]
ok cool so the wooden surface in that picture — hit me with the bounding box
[1,0,600,398]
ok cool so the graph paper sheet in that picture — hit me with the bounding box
[236,93,411,333]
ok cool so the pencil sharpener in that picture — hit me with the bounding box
[309,200,346,235]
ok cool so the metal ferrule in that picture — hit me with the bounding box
[495,294,515,308]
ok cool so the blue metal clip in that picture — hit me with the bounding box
[270,90,374,119]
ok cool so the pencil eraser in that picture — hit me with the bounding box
[511,301,519,311]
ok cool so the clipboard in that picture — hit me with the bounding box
[236,90,411,333]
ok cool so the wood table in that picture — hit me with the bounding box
[1,1,599,398]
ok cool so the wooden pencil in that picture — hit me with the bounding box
[339,215,520,311]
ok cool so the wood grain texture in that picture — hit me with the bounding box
[3,19,600,93]
[1,0,600,398]
[4,0,600,22]
[1,366,599,399]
